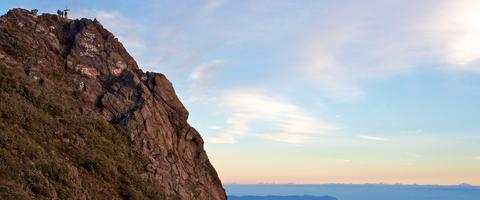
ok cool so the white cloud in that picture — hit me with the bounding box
[439,0,480,65]
[475,156,480,161]
[204,133,235,144]
[215,89,335,143]
[430,0,480,71]
[359,135,388,141]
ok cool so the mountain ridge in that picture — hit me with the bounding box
[0,8,226,200]
[228,195,337,200]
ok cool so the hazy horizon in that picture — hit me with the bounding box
[2,0,479,185]
[225,184,480,200]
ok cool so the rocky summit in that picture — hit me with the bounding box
[0,8,226,200]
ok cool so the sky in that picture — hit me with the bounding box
[2,0,480,185]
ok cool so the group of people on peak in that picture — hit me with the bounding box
[57,9,69,18]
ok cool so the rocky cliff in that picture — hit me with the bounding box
[0,8,226,200]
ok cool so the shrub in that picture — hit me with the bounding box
[0,185,32,200]
[120,185,145,200]
[0,32,29,58]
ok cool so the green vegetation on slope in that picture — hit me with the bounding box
[0,62,165,200]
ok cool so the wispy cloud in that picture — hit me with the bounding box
[210,89,335,144]
[259,133,309,144]
[203,0,227,12]
[359,135,389,141]
[298,0,480,101]
[336,159,352,163]
[119,35,146,49]
[208,125,223,130]
[298,2,433,101]
[185,59,226,102]
[190,59,225,88]
[87,10,135,32]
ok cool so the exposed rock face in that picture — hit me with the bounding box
[0,8,225,199]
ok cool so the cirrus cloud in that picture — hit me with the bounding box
[205,89,336,144]
[359,135,389,141]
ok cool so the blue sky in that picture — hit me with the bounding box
[2,0,480,184]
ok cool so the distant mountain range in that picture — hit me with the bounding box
[228,195,337,200]
[226,184,480,200]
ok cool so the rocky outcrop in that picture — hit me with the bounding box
[0,8,225,199]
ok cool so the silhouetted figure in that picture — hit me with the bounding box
[63,10,68,19]
[57,9,61,16]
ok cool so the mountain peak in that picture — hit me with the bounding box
[0,8,225,199]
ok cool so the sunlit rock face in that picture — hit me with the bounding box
[0,8,225,199]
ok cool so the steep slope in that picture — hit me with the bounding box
[0,8,226,200]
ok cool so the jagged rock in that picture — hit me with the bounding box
[0,8,226,199]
